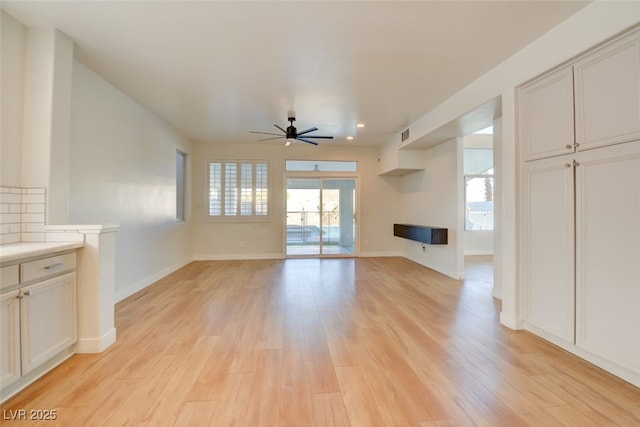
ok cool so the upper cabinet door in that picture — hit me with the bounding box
[574,30,640,151]
[519,66,575,161]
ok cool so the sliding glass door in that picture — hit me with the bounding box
[286,178,356,257]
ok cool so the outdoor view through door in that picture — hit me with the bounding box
[286,178,356,256]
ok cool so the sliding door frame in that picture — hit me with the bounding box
[284,172,360,258]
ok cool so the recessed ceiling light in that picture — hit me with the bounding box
[356,123,365,128]
[346,136,354,141]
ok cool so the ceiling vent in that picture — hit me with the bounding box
[401,128,410,143]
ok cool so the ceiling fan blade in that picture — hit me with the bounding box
[296,127,318,136]
[258,136,285,141]
[301,135,333,139]
[296,137,319,146]
[250,131,283,136]
[274,124,287,134]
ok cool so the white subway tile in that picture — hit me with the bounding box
[0,213,21,224]
[22,222,45,232]
[0,234,20,244]
[0,224,10,234]
[23,188,45,194]
[21,213,45,223]
[21,232,45,242]
[9,204,21,214]
[22,194,45,204]
[0,193,21,204]
[45,232,84,242]
[9,223,21,233]
[25,203,45,214]
[0,204,8,214]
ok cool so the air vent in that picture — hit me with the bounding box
[401,128,410,142]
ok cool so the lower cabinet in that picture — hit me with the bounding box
[522,156,575,344]
[0,290,21,389]
[522,140,640,386]
[0,253,77,400]
[574,143,640,376]
[20,273,77,375]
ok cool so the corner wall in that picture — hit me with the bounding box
[69,61,194,301]
[397,138,464,279]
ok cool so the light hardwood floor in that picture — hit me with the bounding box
[2,257,639,426]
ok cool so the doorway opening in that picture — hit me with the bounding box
[286,178,357,257]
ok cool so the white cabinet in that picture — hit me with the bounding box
[20,273,77,375]
[522,157,575,344]
[519,26,640,387]
[0,290,21,389]
[575,142,640,374]
[519,66,575,161]
[574,31,640,150]
[0,251,77,401]
[519,27,640,161]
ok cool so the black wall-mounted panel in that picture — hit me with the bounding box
[393,224,448,245]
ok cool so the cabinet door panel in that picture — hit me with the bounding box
[519,66,575,161]
[20,273,77,375]
[574,31,640,150]
[575,141,640,372]
[523,158,575,343]
[1,290,21,389]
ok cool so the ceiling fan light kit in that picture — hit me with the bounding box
[250,116,333,146]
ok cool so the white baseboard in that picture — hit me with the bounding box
[76,327,117,353]
[404,254,464,280]
[500,312,523,330]
[193,253,285,261]
[358,251,403,258]
[115,257,194,302]
[464,250,494,256]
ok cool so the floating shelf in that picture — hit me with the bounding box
[393,224,448,245]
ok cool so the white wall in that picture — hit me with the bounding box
[69,61,194,301]
[1,11,26,187]
[382,1,640,328]
[192,142,401,259]
[397,138,464,279]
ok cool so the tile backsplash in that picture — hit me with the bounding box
[0,187,46,244]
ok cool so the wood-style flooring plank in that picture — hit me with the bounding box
[2,257,640,427]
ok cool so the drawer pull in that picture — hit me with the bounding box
[44,262,64,270]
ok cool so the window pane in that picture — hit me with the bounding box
[285,160,357,172]
[255,162,268,216]
[240,163,253,215]
[225,163,237,216]
[209,162,222,216]
[465,175,494,230]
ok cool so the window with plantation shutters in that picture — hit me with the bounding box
[208,160,269,220]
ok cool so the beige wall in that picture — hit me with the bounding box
[397,138,464,279]
[69,61,195,301]
[192,142,401,259]
[1,11,26,187]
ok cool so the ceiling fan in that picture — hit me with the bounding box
[250,116,333,146]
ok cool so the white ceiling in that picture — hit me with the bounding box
[2,1,589,146]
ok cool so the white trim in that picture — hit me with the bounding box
[193,253,284,261]
[464,249,494,256]
[358,251,403,258]
[75,327,116,353]
[114,257,194,302]
[404,253,465,280]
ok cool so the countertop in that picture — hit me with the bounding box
[0,241,84,264]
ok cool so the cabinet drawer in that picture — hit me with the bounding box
[0,265,19,291]
[20,253,76,283]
